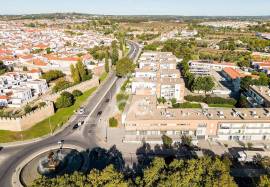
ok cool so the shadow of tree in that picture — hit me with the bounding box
[86,145,125,172]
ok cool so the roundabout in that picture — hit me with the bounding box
[12,144,85,187]
[20,148,83,186]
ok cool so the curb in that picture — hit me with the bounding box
[12,144,84,187]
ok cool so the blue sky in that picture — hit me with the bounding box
[0,0,270,16]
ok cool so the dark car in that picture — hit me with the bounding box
[0,147,3,151]
[97,111,102,116]
[72,124,79,130]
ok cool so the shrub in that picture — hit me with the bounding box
[184,95,205,102]
[162,135,173,148]
[203,96,237,105]
[55,91,74,109]
[24,104,33,114]
[22,66,28,71]
[184,95,237,106]
[41,70,65,83]
[72,90,83,97]
[38,102,46,108]
[52,79,72,93]
[116,93,129,103]
[109,117,118,127]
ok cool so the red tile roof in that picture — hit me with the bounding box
[223,67,244,79]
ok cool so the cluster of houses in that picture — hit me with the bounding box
[0,21,114,75]
[0,70,48,107]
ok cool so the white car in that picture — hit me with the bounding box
[78,107,85,114]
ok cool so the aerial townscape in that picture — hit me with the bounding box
[1,1,270,187]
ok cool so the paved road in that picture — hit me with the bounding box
[0,41,140,187]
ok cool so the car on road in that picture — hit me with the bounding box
[73,124,79,129]
[105,98,110,103]
[78,120,84,126]
[97,111,102,116]
[0,147,3,151]
[78,107,85,114]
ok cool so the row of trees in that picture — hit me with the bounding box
[70,61,92,83]
[32,156,237,187]
[240,72,270,91]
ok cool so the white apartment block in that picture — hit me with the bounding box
[132,52,185,102]
[0,72,48,107]
[189,60,239,71]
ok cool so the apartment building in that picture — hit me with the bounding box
[189,60,238,71]
[0,72,48,107]
[132,52,185,102]
[247,85,270,107]
[122,95,270,143]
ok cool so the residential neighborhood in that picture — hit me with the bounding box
[1,1,270,187]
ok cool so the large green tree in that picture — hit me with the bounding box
[55,91,74,109]
[76,61,89,81]
[70,64,81,83]
[116,57,135,77]
[192,76,215,94]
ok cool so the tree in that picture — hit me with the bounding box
[260,156,270,173]
[236,96,250,108]
[70,64,81,83]
[41,70,64,83]
[24,104,33,114]
[162,135,173,148]
[55,91,74,109]
[181,135,192,147]
[257,72,270,86]
[170,98,177,106]
[52,79,72,93]
[116,57,135,77]
[105,55,110,73]
[240,76,253,91]
[72,90,83,97]
[109,117,118,127]
[111,47,119,66]
[192,76,215,94]
[22,66,28,71]
[76,60,89,81]
[258,175,270,187]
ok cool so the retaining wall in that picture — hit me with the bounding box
[0,102,55,131]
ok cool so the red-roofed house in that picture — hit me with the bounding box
[222,67,259,92]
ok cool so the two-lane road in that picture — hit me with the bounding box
[0,41,140,187]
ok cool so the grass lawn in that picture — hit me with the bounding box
[208,104,235,108]
[173,102,201,109]
[0,87,97,143]
[99,72,108,83]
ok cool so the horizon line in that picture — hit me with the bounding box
[0,12,270,18]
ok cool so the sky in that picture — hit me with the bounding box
[0,0,270,16]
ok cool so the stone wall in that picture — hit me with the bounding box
[0,102,55,131]
[43,76,99,102]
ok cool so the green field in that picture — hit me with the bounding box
[0,87,97,143]
[208,104,235,108]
